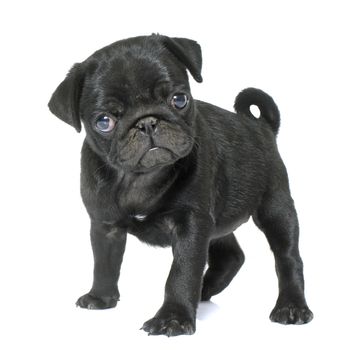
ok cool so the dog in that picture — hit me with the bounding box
[48,34,313,336]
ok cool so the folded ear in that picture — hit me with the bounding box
[48,63,85,132]
[161,36,203,83]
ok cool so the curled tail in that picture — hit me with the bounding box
[234,88,280,135]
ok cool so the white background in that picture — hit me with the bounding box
[1,0,349,349]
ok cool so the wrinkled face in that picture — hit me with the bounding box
[80,53,196,173]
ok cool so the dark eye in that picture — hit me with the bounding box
[171,94,188,109]
[95,114,116,133]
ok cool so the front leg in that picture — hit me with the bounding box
[142,214,210,336]
[76,221,127,309]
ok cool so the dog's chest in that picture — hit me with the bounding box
[115,177,164,216]
[127,213,175,247]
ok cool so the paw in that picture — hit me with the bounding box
[141,315,195,337]
[201,282,215,301]
[201,289,212,302]
[76,293,118,310]
[270,304,313,325]
[201,272,220,301]
[201,275,227,301]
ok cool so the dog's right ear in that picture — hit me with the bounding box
[48,63,85,132]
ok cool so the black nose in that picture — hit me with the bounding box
[136,116,158,135]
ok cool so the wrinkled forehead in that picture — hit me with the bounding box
[97,55,171,96]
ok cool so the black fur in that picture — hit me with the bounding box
[48,34,313,336]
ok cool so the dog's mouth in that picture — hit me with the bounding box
[138,146,175,169]
[113,141,192,173]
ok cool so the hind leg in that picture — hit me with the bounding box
[201,233,245,301]
[253,188,313,324]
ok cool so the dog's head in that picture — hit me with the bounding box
[48,35,202,173]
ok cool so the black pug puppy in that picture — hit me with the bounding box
[48,34,313,336]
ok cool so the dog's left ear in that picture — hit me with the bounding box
[161,36,203,83]
[48,63,85,132]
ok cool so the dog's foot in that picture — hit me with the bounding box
[141,310,195,337]
[201,271,226,301]
[201,273,232,301]
[76,293,119,310]
[201,288,212,302]
[142,317,195,337]
[201,280,218,301]
[270,304,313,325]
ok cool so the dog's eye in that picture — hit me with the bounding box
[95,114,116,133]
[171,94,188,110]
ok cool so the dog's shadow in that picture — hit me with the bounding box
[197,301,220,321]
